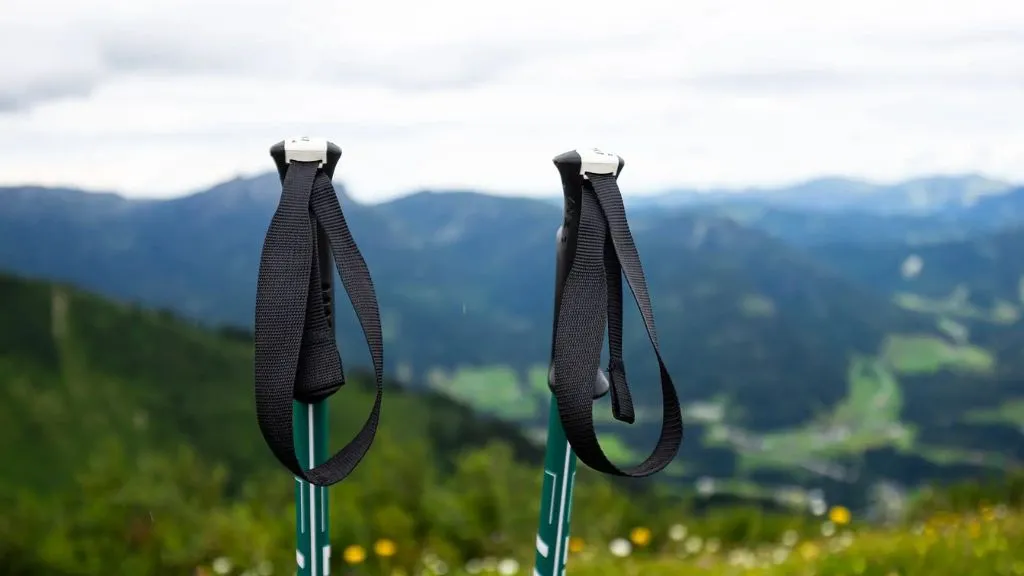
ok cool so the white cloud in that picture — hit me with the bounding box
[0,0,1023,201]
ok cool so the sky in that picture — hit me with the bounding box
[1,0,1023,203]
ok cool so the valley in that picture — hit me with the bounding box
[1,174,1022,504]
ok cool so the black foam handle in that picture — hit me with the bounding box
[549,149,625,401]
[268,138,343,330]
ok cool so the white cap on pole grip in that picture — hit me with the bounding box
[283,137,330,166]
[576,148,622,178]
[269,137,343,182]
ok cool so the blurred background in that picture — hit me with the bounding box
[1,1,1023,574]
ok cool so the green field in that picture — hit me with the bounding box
[426,327,1009,478]
[895,289,1021,325]
[965,400,1024,429]
[427,365,538,420]
[701,340,1011,475]
[704,356,907,471]
[881,334,995,375]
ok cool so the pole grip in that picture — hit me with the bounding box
[549,148,624,400]
[269,138,342,330]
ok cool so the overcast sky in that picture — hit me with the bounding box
[1,0,1023,202]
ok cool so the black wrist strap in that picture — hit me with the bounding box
[254,161,384,486]
[552,172,684,477]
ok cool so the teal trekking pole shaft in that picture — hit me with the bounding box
[294,401,329,575]
[270,138,341,576]
[533,152,612,576]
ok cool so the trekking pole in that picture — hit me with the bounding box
[532,149,684,576]
[533,150,613,576]
[270,138,340,576]
[257,137,385,576]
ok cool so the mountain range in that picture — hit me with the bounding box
[1,172,1022,503]
[629,174,1016,214]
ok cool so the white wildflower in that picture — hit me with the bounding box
[497,558,519,575]
[684,536,703,554]
[821,521,836,537]
[609,538,632,558]
[728,549,756,569]
[696,477,716,496]
[705,538,720,554]
[212,557,232,575]
[669,524,687,541]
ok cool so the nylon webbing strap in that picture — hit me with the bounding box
[254,160,384,486]
[551,172,684,477]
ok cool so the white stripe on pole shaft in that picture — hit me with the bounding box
[309,403,318,575]
[552,446,572,573]
[545,471,557,524]
[299,478,305,532]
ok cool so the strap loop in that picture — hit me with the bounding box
[254,161,384,487]
[551,172,684,477]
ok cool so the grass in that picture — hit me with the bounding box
[561,506,1024,575]
[257,505,1024,576]
[881,334,995,375]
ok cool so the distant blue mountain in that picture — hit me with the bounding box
[629,174,1016,215]
[673,186,1024,247]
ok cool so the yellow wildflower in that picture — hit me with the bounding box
[629,526,652,547]
[798,541,820,561]
[374,538,397,558]
[968,520,982,538]
[829,505,851,526]
[343,544,367,564]
[569,537,585,553]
